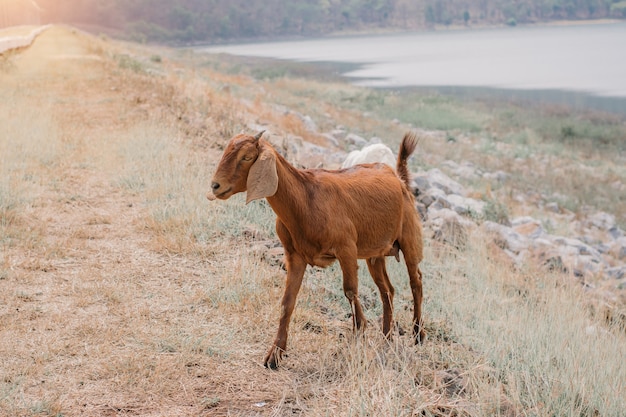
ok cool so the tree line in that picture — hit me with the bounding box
[38,0,626,44]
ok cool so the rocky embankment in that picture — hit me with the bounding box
[255,123,625,307]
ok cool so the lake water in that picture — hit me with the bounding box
[199,22,626,112]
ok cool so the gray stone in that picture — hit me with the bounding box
[609,237,626,260]
[344,133,367,148]
[418,187,447,208]
[446,194,486,217]
[550,236,601,258]
[587,211,615,231]
[608,226,624,240]
[605,266,626,280]
[511,217,545,239]
[481,221,529,254]
[411,174,431,197]
[426,168,466,196]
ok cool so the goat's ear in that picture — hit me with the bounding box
[246,148,278,204]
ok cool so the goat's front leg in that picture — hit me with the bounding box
[264,251,306,369]
[337,251,366,332]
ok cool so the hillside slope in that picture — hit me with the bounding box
[1,26,624,416]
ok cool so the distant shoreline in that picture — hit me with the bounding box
[195,18,624,47]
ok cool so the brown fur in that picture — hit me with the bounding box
[209,131,425,369]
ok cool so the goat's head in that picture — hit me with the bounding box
[207,131,278,204]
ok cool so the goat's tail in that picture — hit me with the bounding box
[397,131,418,187]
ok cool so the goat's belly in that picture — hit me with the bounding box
[310,254,336,268]
[357,241,395,259]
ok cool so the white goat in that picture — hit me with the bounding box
[341,143,396,169]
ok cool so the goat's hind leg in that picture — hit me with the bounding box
[366,257,395,337]
[337,252,366,332]
[407,262,425,344]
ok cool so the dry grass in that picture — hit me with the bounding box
[1,26,624,417]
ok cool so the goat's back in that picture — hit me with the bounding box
[300,163,412,254]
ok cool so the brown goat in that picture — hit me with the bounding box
[208,131,424,369]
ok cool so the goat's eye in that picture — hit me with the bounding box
[242,155,254,162]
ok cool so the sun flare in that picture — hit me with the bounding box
[0,0,43,28]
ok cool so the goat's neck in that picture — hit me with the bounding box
[265,152,311,229]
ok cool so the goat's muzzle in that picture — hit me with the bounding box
[207,181,233,201]
[206,181,220,201]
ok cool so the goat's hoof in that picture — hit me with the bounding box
[264,359,279,370]
[415,328,426,345]
[264,346,283,370]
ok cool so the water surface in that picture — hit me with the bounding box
[199,22,626,103]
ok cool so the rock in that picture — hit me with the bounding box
[573,255,603,277]
[411,174,431,197]
[426,168,466,196]
[535,249,601,279]
[549,236,601,258]
[278,137,339,168]
[443,160,480,181]
[428,195,452,212]
[445,194,486,217]
[418,187,447,208]
[594,242,611,255]
[511,217,545,239]
[605,266,626,280]
[528,234,610,280]
[481,221,529,254]
[608,226,624,240]
[609,237,626,261]
[344,133,367,148]
[587,211,615,231]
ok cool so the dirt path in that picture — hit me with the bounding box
[2,25,155,296]
[0,26,225,415]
